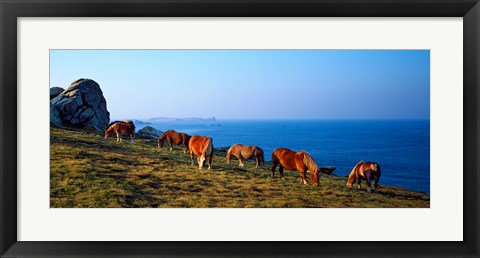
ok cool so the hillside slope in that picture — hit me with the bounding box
[50,127,430,208]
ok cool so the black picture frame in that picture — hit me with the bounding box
[1,0,479,257]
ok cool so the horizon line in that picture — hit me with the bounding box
[112,117,430,121]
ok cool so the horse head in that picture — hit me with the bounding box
[104,128,112,139]
[310,167,320,187]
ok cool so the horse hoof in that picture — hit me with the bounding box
[367,188,372,193]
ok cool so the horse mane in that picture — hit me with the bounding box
[346,161,364,186]
[297,151,319,174]
[226,144,239,155]
[105,123,118,132]
[226,145,234,155]
[158,131,168,140]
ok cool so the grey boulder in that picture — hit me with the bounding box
[136,126,163,139]
[50,102,62,127]
[51,78,110,131]
[50,87,64,99]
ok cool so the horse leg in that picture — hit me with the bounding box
[255,156,259,169]
[208,154,213,170]
[299,170,307,185]
[197,156,203,170]
[116,132,120,142]
[364,171,372,193]
[190,152,194,166]
[238,156,244,168]
[279,166,285,180]
[271,161,277,178]
[130,134,134,145]
[357,178,362,189]
[169,141,173,151]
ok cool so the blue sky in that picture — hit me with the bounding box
[50,50,430,120]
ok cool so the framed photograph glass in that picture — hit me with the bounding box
[1,0,478,257]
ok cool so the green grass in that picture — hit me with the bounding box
[50,127,430,208]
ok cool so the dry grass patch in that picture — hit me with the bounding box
[50,127,429,208]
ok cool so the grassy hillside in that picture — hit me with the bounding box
[50,127,430,208]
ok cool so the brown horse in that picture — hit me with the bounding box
[226,144,265,168]
[346,160,381,193]
[188,135,214,170]
[104,121,136,144]
[157,130,191,153]
[271,148,320,186]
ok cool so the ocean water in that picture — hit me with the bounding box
[146,120,430,194]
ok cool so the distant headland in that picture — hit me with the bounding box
[148,116,217,122]
[110,117,218,126]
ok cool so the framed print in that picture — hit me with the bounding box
[1,0,479,257]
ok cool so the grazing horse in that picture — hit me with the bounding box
[226,144,265,168]
[188,135,214,170]
[346,160,381,193]
[104,121,136,144]
[157,130,191,153]
[271,148,320,186]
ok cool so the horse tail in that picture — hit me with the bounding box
[202,137,213,156]
[123,120,135,131]
[260,148,265,166]
[271,149,279,164]
[372,163,381,175]
[374,163,381,186]
[346,161,364,187]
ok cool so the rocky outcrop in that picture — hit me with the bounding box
[50,79,110,131]
[50,87,64,99]
[136,126,163,139]
[50,102,62,127]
